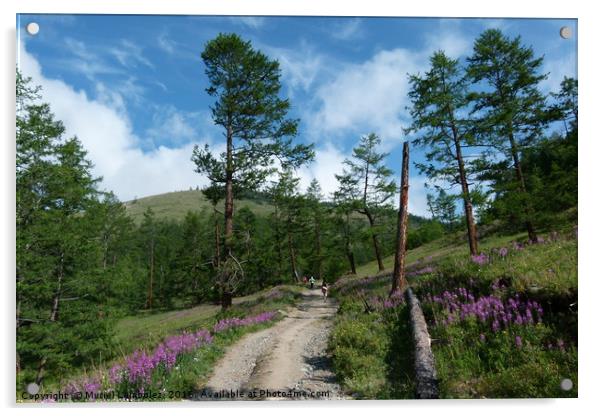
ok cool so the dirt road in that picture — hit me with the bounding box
[196,288,347,400]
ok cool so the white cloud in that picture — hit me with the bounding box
[308,48,423,149]
[330,19,363,41]
[423,20,472,59]
[19,43,213,202]
[144,106,205,148]
[408,177,433,218]
[262,42,327,93]
[540,51,577,93]
[297,142,348,199]
[108,40,155,70]
[230,16,266,29]
[157,32,176,54]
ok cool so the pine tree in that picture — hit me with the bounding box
[268,169,304,283]
[192,33,314,308]
[17,71,112,385]
[467,29,549,243]
[333,172,359,275]
[407,51,479,255]
[305,179,327,281]
[341,133,396,272]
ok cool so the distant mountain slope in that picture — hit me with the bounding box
[123,189,431,226]
[123,190,273,223]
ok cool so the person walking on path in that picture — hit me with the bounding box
[309,276,315,289]
[321,281,329,300]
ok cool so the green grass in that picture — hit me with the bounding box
[113,284,303,355]
[25,285,304,401]
[330,228,578,399]
[123,190,273,223]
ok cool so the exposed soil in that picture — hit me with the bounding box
[195,288,347,400]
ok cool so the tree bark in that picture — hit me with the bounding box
[221,124,234,310]
[314,213,323,280]
[287,217,298,282]
[146,237,154,310]
[345,213,357,275]
[451,123,479,255]
[274,206,283,278]
[508,129,538,243]
[224,125,234,256]
[391,142,410,294]
[36,252,64,385]
[367,211,385,272]
[213,205,221,268]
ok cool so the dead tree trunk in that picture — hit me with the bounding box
[405,288,439,399]
[391,142,410,295]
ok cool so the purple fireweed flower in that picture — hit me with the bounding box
[479,333,486,342]
[492,320,500,332]
[557,339,565,352]
[213,311,277,333]
[425,287,544,338]
[471,253,489,265]
[515,336,522,348]
[499,247,508,258]
[62,323,217,401]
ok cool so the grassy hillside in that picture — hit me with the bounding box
[123,189,432,227]
[330,229,578,398]
[123,189,273,223]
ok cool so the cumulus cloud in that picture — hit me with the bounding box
[261,41,328,94]
[540,51,577,93]
[423,21,472,59]
[19,43,212,202]
[230,16,266,29]
[308,48,423,149]
[330,19,364,41]
[297,142,348,199]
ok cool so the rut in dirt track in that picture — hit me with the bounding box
[195,288,348,400]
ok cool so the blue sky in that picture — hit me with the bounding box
[16,14,577,216]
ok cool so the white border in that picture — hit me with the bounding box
[2,1,600,415]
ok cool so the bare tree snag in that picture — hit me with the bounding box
[391,142,410,295]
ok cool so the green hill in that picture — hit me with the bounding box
[123,189,432,227]
[123,189,273,223]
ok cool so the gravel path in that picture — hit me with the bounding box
[194,289,347,401]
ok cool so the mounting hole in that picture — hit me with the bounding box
[560,378,573,391]
[26,382,40,395]
[26,22,40,36]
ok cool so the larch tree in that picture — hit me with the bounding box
[333,172,359,275]
[467,29,549,243]
[342,133,396,272]
[192,33,314,308]
[269,169,304,283]
[17,71,111,385]
[407,51,480,255]
[305,179,327,281]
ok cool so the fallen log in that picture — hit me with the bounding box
[405,287,439,399]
